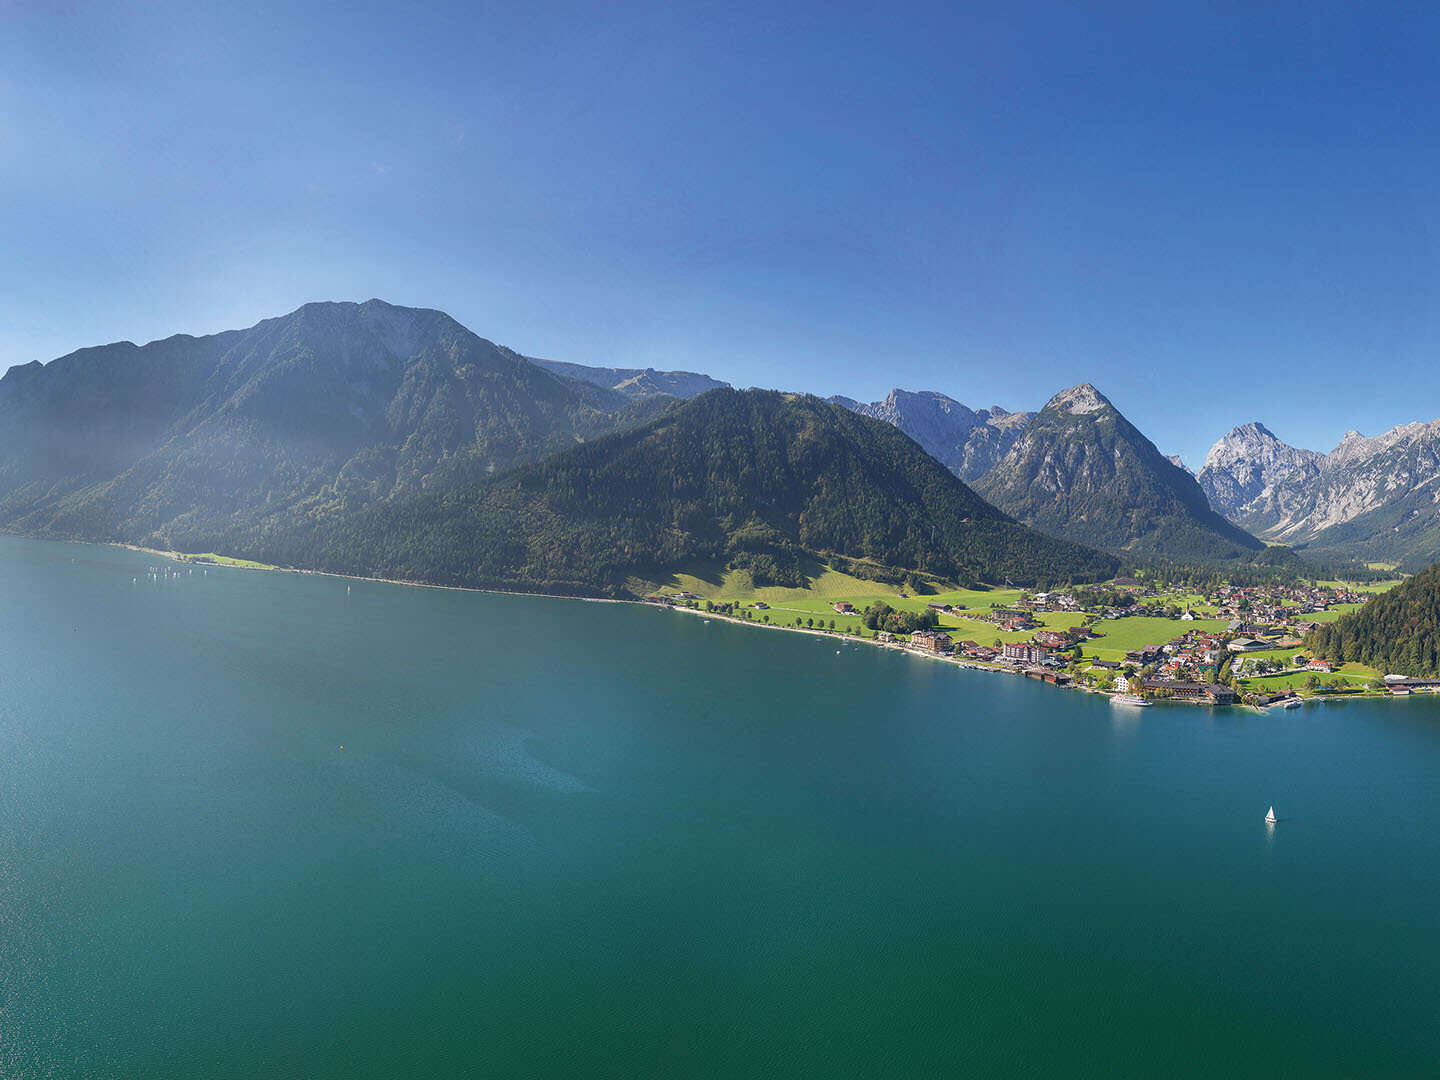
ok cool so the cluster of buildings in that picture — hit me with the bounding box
[1121,629,1235,682]
[987,606,1041,632]
[1209,583,1369,626]
[1122,676,1238,705]
[648,577,1382,708]
[1013,591,1083,613]
[1233,652,1336,676]
[909,629,953,654]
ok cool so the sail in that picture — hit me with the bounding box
[1265,806,1277,822]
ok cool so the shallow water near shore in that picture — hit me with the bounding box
[3,534,1439,1077]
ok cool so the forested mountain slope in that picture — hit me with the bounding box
[1308,564,1440,675]
[279,389,1119,596]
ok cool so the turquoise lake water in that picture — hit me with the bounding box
[2,534,1438,1077]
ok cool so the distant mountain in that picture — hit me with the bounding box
[1308,561,1440,675]
[531,357,728,399]
[1198,418,1440,570]
[975,383,1265,561]
[828,389,1034,481]
[1197,422,1322,520]
[286,389,1119,596]
[0,300,671,551]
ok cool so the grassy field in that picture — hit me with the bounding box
[1234,647,1307,665]
[1306,603,1365,622]
[652,562,1380,661]
[1238,670,1376,692]
[1337,661,1380,676]
[164,550,280,571]
[1082,616,1228,660]
[1316,579,1403,594]
[713,595,1085,643]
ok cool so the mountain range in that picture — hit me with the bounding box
[0,301,1117,594]
[827,390,1033,481]
[283,389,1118,595]
[1198,420,1440,570]
[11,297,1428,587]
[974,384,1265,561]
[825,385,1269,564]
[0,300,672,553]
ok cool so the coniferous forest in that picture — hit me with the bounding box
[274,389,1120,596]
[1307,563,1440,676]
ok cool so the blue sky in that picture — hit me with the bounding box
[4,2,1440,466]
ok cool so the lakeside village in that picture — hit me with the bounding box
[647,577,1429,708]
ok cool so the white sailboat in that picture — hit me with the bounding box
[1265,806,1277,824]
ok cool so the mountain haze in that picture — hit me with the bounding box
[530,357,729,399]
[0,300,672,551]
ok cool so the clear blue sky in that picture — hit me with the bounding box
[5,1,1440,466]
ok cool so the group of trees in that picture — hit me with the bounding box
[860,600,940,636]
[1112,551,1391,592]
[1307,563,1440,677]
[1068,586,1136,610]
[1303,673,1359,694]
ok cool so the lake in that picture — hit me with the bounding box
[2,535,1438,1077]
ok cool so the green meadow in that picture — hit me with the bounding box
[1238,670,1376,692]
[1234,646,1308,665]
[1316,579,1403,594]
[1082,616,1228,660]
[1305,603,1364,622]
[651,562,1377,661]
[166,550,280,571]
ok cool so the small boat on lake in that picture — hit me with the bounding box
[1112,694,1151,707]
[1265,806,1277,824]
[1283,698,1303,710]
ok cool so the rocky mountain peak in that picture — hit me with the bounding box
[1202,422,1292,471]
[1044,383,1112,416]
[1196,422,1320,520]
[1234,420,1276,441]
[827,389,1035,482]
[977,382,1263,560]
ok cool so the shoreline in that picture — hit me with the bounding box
[658,598,1429,712]
[94,538,1437,711]
[115,542,634,606]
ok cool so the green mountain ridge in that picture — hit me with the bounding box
[272,389,1119,596]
